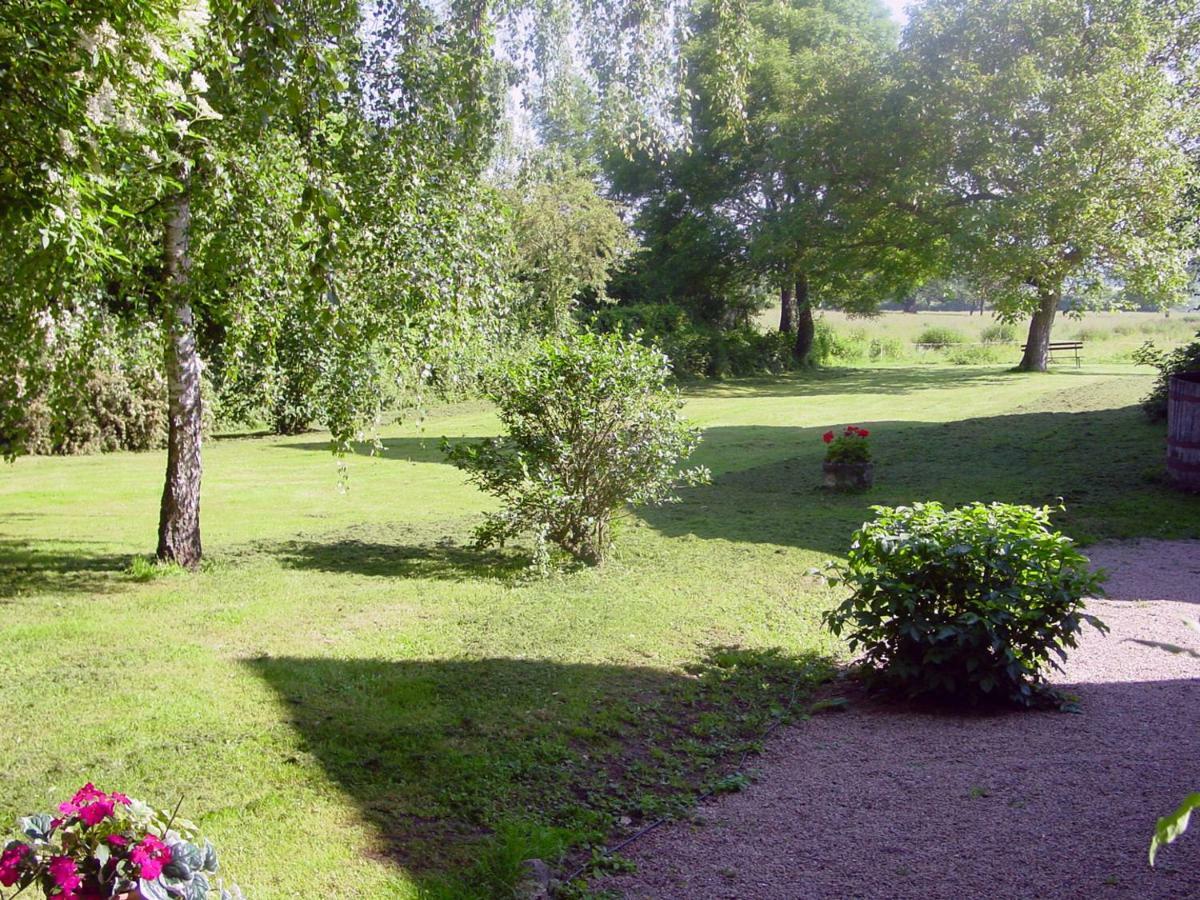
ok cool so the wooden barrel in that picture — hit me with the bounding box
[1167,372,1200,492]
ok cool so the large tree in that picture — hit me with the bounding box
[606,0,937,359]
[2,0,758,567]
[1,0,509,566]
[504,158,634,334]
[901,0,1198,371]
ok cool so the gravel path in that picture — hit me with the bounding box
[595,540,1200,899]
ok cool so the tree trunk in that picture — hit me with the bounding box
[793,273,814,362]
[1018,284,1060,373]
[778,283,795,333]
[156,185,203,568]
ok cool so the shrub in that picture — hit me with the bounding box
[0,319,170,457]
[945,344,1002,365]
[823,501,1106,706]
[0,783,239,898]
[1070,325,1110,342]
[867,337,905,361]
[1133,332,1200,420]
[811,321,866,364]
[445,331,709,566]
[590,304,797,377]
[914,325,965,347]
[979,322,1016,344]
[718,324,794,376]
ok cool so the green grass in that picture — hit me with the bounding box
[753,308,1200,365]
[1,364,1197,897]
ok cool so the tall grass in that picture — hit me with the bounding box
[792,311,1197,367]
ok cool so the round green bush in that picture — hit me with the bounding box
[945,344,1002,365]
[445,331,709,567]
[823,501,1106,706]
[914,325,965,347]
[979,322,1016,344]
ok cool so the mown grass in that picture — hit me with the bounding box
[0,364,1197,898]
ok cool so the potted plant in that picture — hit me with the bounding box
[0,784,241,899]
[821,425,873,490]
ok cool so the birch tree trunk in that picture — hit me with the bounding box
[156,181,203,567]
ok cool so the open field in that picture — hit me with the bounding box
[752,308,1200,366]
[2,365,1198,897]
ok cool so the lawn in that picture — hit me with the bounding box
[1,363,1197,897]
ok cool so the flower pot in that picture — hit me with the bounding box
[823,460,874,491]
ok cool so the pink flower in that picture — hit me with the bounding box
[0,843,31,887]
[77,799,115,827]
[106,834,129,847]
[48,856,82,892]
[110,792,131,806]
[130,835,172,881]
[58,784,125,827]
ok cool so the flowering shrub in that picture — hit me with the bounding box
[0,784,240,900]
[823,502,1107,706]
[822,425,871,464]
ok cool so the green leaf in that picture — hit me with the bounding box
[139,878,173,900]
[1150,793,1200,865]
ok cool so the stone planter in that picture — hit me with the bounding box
[823,460,874,491]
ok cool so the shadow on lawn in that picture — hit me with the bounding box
[642,403,1194,555]
[0,537,132,599]
[677,364,1021,399]
[274,368,1033,462]
[273,537,527,581]
[279,435,461,464]
[274,397,1194,565]
[247,647,828,891]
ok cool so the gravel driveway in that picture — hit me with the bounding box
[594,540,1200,899]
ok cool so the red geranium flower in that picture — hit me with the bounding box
[822,430,834,444]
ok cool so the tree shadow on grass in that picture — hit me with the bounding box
[277,435,464,463]
[0,537,132,600]
[642,403,1198,556]
[246,647,829,892]
[678,365,1024,399]
[273,537,528,582]
[274,369,1041,462]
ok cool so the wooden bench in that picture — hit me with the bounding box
[1021,340,1083,367]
